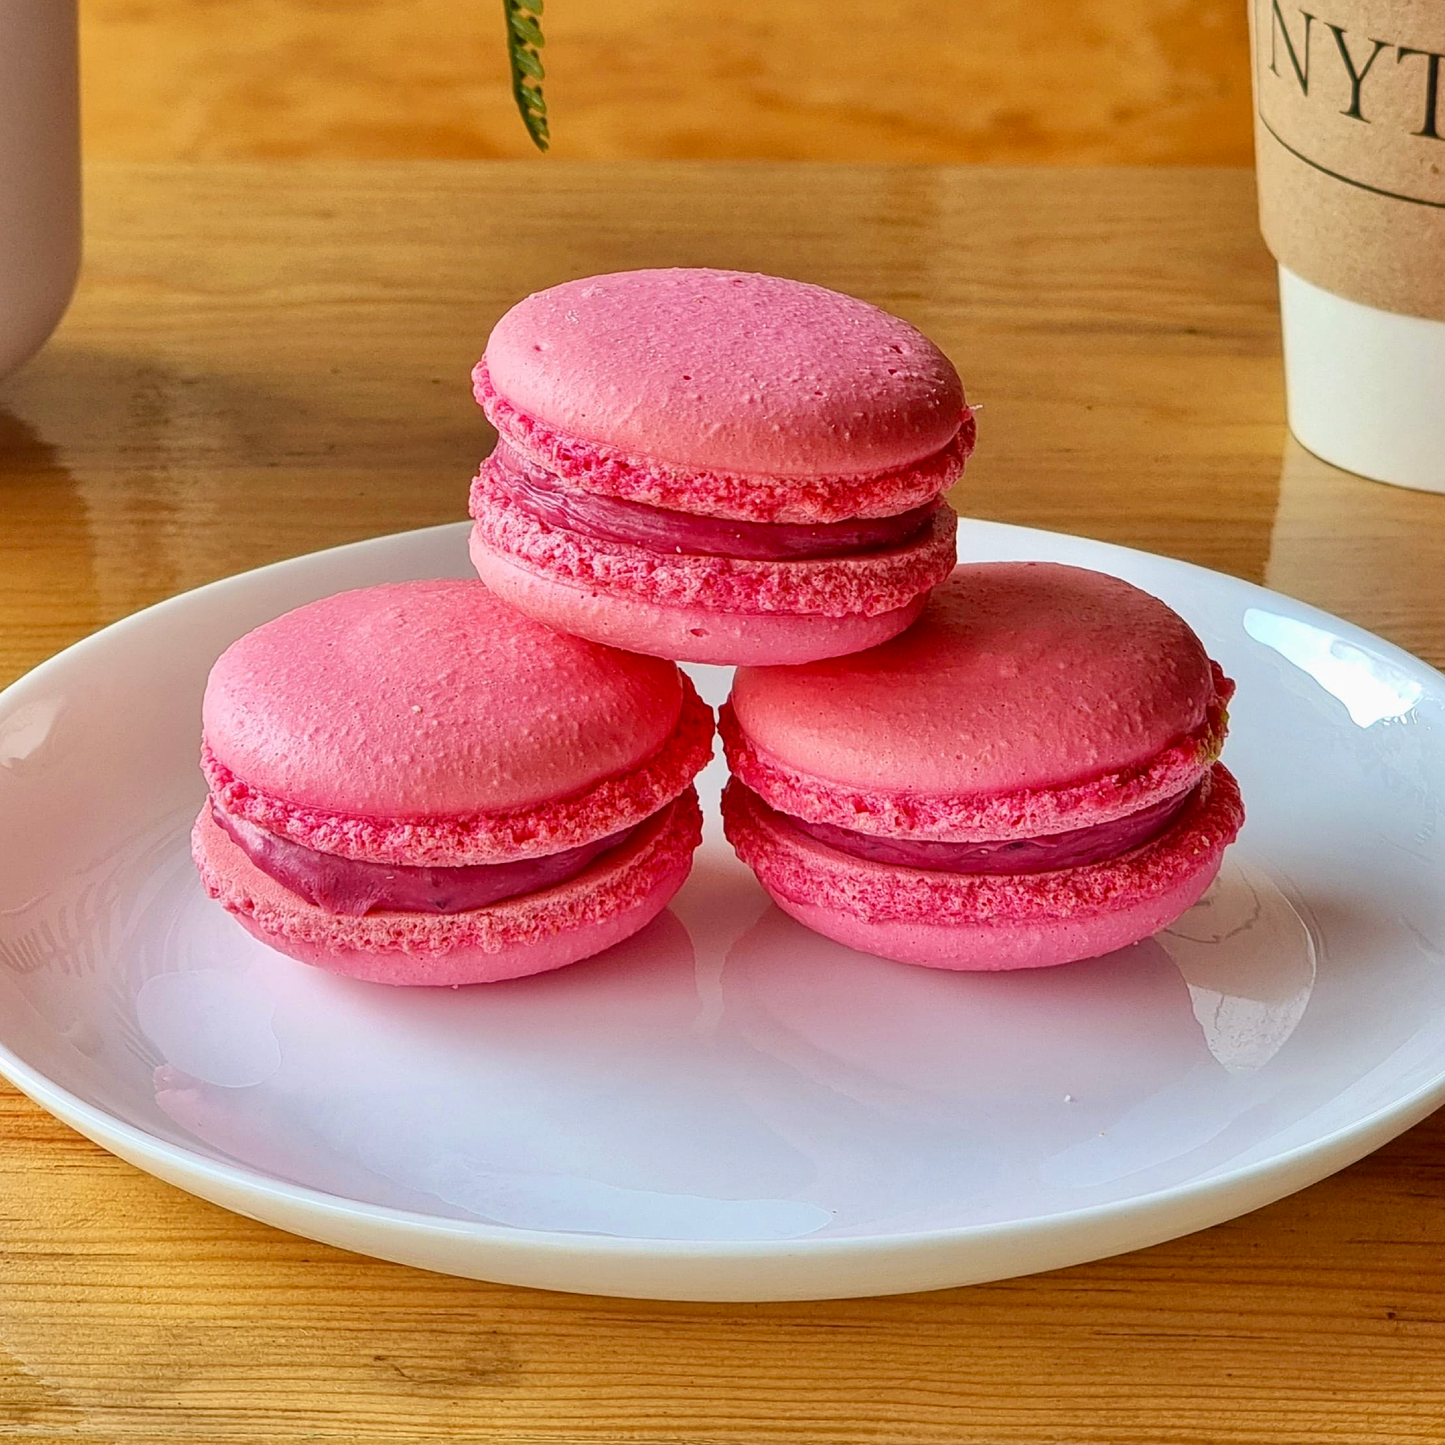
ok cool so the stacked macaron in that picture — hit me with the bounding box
[193,580,712,986]
[721,563,1244,970]
[195,268,1246,986]
[468,268,974,665]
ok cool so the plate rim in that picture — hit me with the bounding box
[3,517,1444,1272]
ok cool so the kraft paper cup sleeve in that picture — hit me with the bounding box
[1250,0,1445,319]
[1250,0,1445,491]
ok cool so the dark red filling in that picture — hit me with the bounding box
[487,442,942,560]
[785,784,1199,874]
[213,802,638,915]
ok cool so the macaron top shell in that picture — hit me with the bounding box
[203,580,686,821]
[727,563,1229,838]
[482,268,965,480]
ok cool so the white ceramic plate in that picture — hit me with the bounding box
[2,521,1443,1301]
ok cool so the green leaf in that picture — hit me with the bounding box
[509,12,544,44]
[504,0,551,150]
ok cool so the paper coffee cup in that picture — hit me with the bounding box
[1249,0,1445,493]
[0,0,79,382]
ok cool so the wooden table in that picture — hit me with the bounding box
[81,0,1253,166]
[3,163,1445,1445]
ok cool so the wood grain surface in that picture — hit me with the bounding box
[3,163,1445,1444]
[80,0,1254,164]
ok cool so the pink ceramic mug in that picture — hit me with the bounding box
[0,0,80,381]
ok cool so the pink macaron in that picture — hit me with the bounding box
[721,562,1245,971]
[468,268,974,665]
[192,580,713,986]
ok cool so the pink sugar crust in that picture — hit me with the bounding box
[725,561,1233,840]
[193,789,701,986]
[722,766,1242,951]
[203,579,690,822]
[479,268,967,504]
[204,666,713,867]
[469,470,957,619]
[478,368,974,525]
[470,539,927,665]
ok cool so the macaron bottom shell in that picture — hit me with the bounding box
[722,769,1243,971]
[759,864,1221,972]
[194,790,702,987]
[469,529,928,666]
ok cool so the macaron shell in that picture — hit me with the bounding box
[226,871,688,988]
[469,472,958,619]
[766,871,1221,972]
[720,679,1228,843]
[721,767,1244,969]
[477,368,974,526]
[203,579,685,822]
[729,562,1220,801]
[470,530,928,666]
[204,670,714,867]
[482,269,965,479]
[192,789,702,986]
